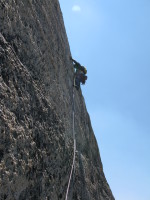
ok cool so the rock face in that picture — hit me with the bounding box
[0,1,114,200]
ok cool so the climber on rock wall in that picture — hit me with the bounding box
[70,57,87,90]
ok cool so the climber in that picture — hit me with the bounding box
[70,57,87,90]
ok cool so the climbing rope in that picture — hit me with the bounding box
[65,84,76,200]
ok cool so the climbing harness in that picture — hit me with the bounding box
[65,81,76,200]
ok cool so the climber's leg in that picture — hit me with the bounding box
[74,77,80,90]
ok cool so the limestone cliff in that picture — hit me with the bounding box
[0,1,114,199]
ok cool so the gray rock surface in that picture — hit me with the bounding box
[0,0,115,199]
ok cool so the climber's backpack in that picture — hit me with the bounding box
[80,74,87,84]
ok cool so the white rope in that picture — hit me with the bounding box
[65,86,76,200]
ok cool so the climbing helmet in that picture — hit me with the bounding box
[83,67,87,74]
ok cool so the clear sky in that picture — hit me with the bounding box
[59,1,150,199]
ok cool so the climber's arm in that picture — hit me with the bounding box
[70,57,85,72]
[71,57,79,65]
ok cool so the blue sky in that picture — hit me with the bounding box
[59,1,150,199]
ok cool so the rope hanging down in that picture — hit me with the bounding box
[65,85,76,200]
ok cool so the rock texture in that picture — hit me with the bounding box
[0,1,114,200]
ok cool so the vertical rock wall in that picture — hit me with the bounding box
[0,0,115,199]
